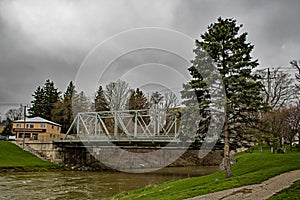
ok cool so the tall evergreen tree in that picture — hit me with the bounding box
[129,88,149,110]
[64,81,75,99]
[29,79,60,120]
[94,85,109,112]
[187,18,264,178]
[181,47,213,143]
[129,88,150,125]
[28,86,45,117]
[1,118,13,136]
[52,81,76,133]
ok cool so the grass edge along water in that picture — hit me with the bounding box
[110,147,300,200]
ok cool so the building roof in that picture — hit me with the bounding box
[14,117,61,127]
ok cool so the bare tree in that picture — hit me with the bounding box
[150,91,164,108]
[263,105,300,151]
[163,92,179,111]
[5,108,22,121]
[258,68,297,109]
[105,80,132,111]
[263,109,289,150]
[285,105,300,149]
[72,91,92,116]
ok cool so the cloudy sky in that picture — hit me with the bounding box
[1,0,300,117]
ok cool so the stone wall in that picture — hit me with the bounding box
[55,147,223,170]
[24,141,62,163]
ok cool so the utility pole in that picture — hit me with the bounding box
[22,105,26,149]
[267,68,271,104]
[260,67,274,105]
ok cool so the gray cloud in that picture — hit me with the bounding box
[0,0,300,116]
[172,0,300,67]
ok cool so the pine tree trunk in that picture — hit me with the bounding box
[224,114,233,178]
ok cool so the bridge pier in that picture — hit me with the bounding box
[55,147,224,170]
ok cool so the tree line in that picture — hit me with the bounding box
[3,79,177,134]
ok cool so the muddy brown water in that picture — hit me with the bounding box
[0,166,220,199]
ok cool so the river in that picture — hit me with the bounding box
[0,166,219,199]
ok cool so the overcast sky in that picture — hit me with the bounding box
[1,0,300,117]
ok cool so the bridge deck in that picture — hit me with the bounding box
[54,139,225,150]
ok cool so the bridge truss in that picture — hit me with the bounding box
[65,109,181,142]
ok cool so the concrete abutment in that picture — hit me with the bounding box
[20,141,224,169]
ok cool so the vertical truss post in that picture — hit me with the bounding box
[114,111,118,139]
[94,113,97,135]
[157,109,160,137]
[174,116,177,138]
[154,109,156,136]
[134,110,137,138]
[76,114,80,138]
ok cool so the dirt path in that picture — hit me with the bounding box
[187,169,300,200]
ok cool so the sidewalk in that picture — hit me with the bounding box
[187,169,300,200]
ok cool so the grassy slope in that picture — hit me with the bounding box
[0,141,55,168]
[111,148,300,200]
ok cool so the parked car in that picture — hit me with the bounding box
[0,135,8,140]
[8,135,16,141]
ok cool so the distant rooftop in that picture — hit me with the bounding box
[14,117,61,126]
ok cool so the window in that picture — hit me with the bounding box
[32,134,38,140]
[17,133,30,138]
[52,125,54,129]
[40,124,46,128]
[26,124,34,128]
[16,124,22,128]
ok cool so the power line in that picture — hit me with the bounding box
[256,67,298,71]
[0,103,27,106]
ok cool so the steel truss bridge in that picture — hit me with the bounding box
[63,109,185,146]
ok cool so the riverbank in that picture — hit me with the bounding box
[0,141,67,172]
[111,147,300,200]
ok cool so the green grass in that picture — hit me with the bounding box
[111,147,300,200]
[267,180,300,200]
[0,141,59,171]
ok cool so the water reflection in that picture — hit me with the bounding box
[0,166,219,200]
